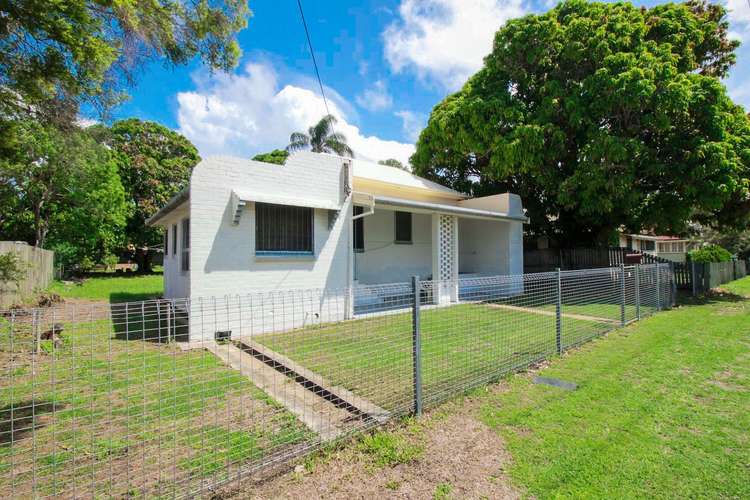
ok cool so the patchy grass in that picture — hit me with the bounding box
[48,274,164,303]
[257,303,614,412]
[0,312,311,498]
[433,482,453,499]
[358,427,424,467]
[479,276,750,499]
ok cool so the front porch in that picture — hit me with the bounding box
[351,197,525,314]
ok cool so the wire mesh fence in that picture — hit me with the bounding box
[0,264,674,498]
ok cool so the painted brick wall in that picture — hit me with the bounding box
[189,153,351,299]
[354,208,433,284]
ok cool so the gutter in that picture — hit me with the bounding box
[373,195,529,223]
[145,187,190,226]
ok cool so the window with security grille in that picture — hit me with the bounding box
[353,206,364,252]
[256,203,313,254]
[394,211,412,244]
[164,229,169,256]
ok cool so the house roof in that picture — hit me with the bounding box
[145,187,189,226]
[350,157,466,198]
[625,233,688,242]
[146,153,472,226]
[374,195,528,223]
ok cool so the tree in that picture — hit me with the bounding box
[0,0,250,123]
[287,115,354,157]
[252,149,289,165]
[412,0,750,245]
[695,225,750,259]
[91,119,200,271]
[378,158,408,171]
[0,120,129,268]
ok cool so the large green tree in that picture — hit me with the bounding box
[0,0,249,122]
[412,0,750,245]
[0,120,129,267]
[91,119,200,262]
[287,115,354,157]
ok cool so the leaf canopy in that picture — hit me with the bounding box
[412,0,750,244]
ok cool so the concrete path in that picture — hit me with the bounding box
[238,338,390,423]
[201,340,353,441]
[486,303,619,325]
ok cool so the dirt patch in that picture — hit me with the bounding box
[215,396,520,499]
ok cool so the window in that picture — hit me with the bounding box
[642,240,655,251]
[394,211,412,244]
[181,218,190,271]
[255,203,313,255]
[353,206,364,252]
[171,224,177,256]
[164,229,169,256]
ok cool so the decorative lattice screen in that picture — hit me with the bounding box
[438,215,455,281]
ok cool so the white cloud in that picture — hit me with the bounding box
[176,62,415,166]
[355,80,393,112]
[727,0,750,40]
[383,0,528,90]
[76,117,99,128]
[395,110,426,142]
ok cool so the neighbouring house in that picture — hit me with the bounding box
[146,152,527,339]
[618,232,692,262]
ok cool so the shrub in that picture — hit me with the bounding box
[688,244,733,263]
[0,252,26,285]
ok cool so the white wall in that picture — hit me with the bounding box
[458,218,523,281]
[354,208,433,284]
[459,219,510,275]
[186,153,352,340]
[160,204,190,299]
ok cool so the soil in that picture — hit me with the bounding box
[214,394,521,500]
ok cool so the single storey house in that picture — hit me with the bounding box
[618,232,692,262]
[146,152,527,339]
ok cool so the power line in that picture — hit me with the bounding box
[296,0,331,118]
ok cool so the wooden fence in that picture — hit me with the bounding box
[524,246,748,295]
[523,247,627,274]
[0,242,54,307]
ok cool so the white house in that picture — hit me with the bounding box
[146,152,527,339]
[618,233,692,262]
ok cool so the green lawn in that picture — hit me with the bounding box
[479,277,750,498]
[48,273,164,303]
[0,312,310,498]
[257,303,615,413]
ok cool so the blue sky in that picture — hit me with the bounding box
[109,0,750,166]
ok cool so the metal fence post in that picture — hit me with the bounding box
[655,264,661,311]
[556,268,562,354]
[670,262,677,307]
[634,264,641,320]
[620,264,626,326]
[411,275,423,416]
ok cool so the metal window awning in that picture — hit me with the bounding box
[373,195,529,223]
[231,190,341,225]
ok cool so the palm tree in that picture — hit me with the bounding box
[286,114,354,157]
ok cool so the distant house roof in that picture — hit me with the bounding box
[624,233,689,242]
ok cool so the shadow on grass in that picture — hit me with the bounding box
[110,303,189,344]
[676,289,747,307]
[109,292,162,303]
[0,400,57,445]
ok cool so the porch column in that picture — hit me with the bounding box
[432,214,459,305]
